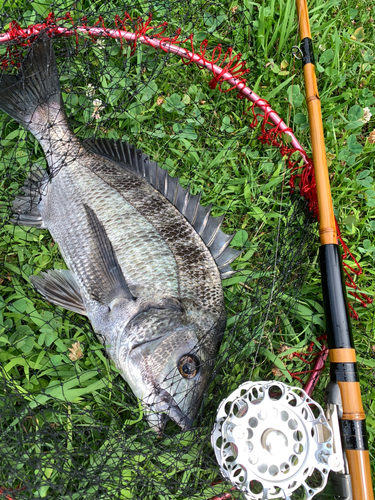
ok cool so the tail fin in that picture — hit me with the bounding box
[0,34,62,130]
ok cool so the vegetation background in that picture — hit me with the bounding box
[0,0,374,498]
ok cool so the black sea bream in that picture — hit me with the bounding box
[0,35,240,432]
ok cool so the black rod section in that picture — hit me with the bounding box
[319,244,353,349]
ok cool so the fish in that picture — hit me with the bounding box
[0,34,240,433]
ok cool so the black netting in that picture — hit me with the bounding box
[0,1,373,499]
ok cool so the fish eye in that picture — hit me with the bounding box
[178,354,200,379]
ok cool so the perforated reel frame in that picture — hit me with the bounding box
[212,381,339,500]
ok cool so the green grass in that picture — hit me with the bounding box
[0,0,374,498]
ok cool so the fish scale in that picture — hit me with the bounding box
[85,157,224,327]
[0,34,238,432]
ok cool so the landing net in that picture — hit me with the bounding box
[0,1,373,499]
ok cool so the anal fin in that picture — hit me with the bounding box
[30,269,87,315]
[12,164,48,228]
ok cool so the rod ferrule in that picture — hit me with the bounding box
[330,362,359,383]
[301,37,315,66]
[341,420,369,451]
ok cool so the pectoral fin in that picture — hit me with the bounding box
[83,204,136,306]
[30,269,87,315]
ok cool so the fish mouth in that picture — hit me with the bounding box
[153,388,192,431]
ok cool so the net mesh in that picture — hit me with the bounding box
[0,1,373,499]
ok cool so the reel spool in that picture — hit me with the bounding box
[212,381,342,499]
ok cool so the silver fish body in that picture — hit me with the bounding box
[0,36,239,431]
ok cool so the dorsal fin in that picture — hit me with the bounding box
[83,138,241,278]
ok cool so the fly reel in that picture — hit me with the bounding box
[212,381,342,499]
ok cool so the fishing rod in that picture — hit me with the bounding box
[211,3,374,500]
[296,0,374,498]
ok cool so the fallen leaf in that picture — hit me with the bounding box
[280,60,289,70]
[272,367,283,377]
[326,151,336,167]
[351,26,365,41]
[278,344,289,354]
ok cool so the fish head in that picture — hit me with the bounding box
[123,309,224,433]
